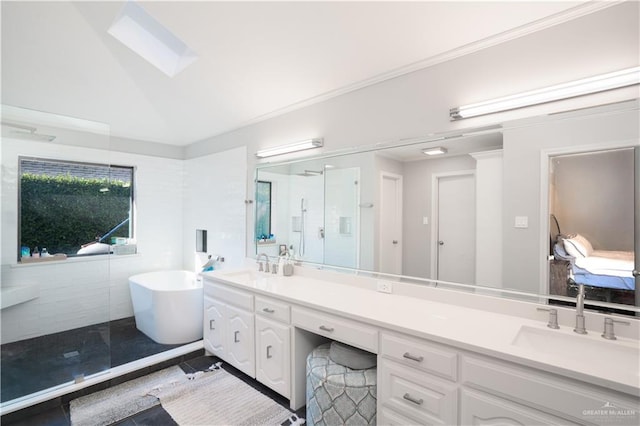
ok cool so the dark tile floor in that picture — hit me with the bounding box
[1,319,304,425]
[2,355,305,426]
[1,317,185,403]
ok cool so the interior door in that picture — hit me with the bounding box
[379,172,403,274]
[437,173,475,283]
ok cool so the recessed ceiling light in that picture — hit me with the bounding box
[422,147,448,156]
[108,1,197,77]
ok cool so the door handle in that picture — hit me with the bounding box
[392,240,398,244]
[266,345,273,359]
[319,325,334,332]
[234,331,240,343]
[438,241,444,246]
[209,319,215,330]
[262,307,275,313]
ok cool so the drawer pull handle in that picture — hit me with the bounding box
[266,345,273,359]
[403,393,423,406]
[234,331,240,343]
[209,320,215,330]
[262,308,275,313]
[403,352,424,363]
[319,325,334,332]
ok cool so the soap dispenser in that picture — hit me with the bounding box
[283,256,294,276]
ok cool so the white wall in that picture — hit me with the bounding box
[1,137,184,344]
[472,150,503,288]
[502,106,640,294]
[182,147,247,272]
[553,149,634,251]
[184,1,639,281]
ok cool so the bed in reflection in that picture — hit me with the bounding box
[549,219,635,305]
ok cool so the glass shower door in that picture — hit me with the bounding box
[1,110,112,406]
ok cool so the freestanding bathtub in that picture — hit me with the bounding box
[129,270,203,345]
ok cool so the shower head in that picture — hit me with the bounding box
[296,170,323,177]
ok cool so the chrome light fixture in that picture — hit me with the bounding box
[108,1,197,77]
[450,66,640,120]
[422,147,448,156]
[255,138,324,158]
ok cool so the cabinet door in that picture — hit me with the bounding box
[256,316,290,398]
[226,304,255,377]
[204,296,225,357]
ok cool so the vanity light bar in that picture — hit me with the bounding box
[450,66,640,120]
[255,138,324,158]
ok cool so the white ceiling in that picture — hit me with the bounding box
[1,0,601,147]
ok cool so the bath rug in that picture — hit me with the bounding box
[153,368,296,426]
[69,365,186,426]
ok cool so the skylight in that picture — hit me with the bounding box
[108,1,197,77]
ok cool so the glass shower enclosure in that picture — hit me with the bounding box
[1,108,113,408]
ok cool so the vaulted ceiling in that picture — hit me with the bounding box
[2,1,604,146]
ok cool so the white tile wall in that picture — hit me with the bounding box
[182,146,247,272]
[1,137,189,344]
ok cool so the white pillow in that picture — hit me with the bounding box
[563,234,593,258]
[573,234,593,255]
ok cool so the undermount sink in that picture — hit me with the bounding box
[511,325,639,377]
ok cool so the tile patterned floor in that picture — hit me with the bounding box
[1,317,185,403]
[1,319,304,425]
[2,355,305,426]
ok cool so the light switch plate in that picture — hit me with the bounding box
[514,216,529,228]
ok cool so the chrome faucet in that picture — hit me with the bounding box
[573,283,587,334]
[256,253,270,273]
[536,307,559,329]
[602,317,630,340]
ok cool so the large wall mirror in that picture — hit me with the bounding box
[254,100,640,314]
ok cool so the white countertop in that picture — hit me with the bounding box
[203,266,640,397]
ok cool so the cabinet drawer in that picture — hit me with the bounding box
[381,332,458,381]
[461,354,640,424]
[377,406,420,426]
[255,296,290,324]
[291,307,378,353]
[379,358,458,425]
[460,388,581,426]
[205,281,253,311]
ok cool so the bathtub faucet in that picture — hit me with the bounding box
[201,255,221,272]
[257,253,270,273]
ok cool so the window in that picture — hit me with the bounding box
[255,180,272,240]
[18,157,134,260]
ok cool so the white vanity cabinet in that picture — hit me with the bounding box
[255,296,291,398]
[460,353,640,426]
[203,271,639,424]
[379,330,640,426]
[203,281,255,377]
[378,331,459,425]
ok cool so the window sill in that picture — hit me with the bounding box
[12,253,142,268]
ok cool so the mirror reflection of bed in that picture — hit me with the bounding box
[548,148,636,311]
